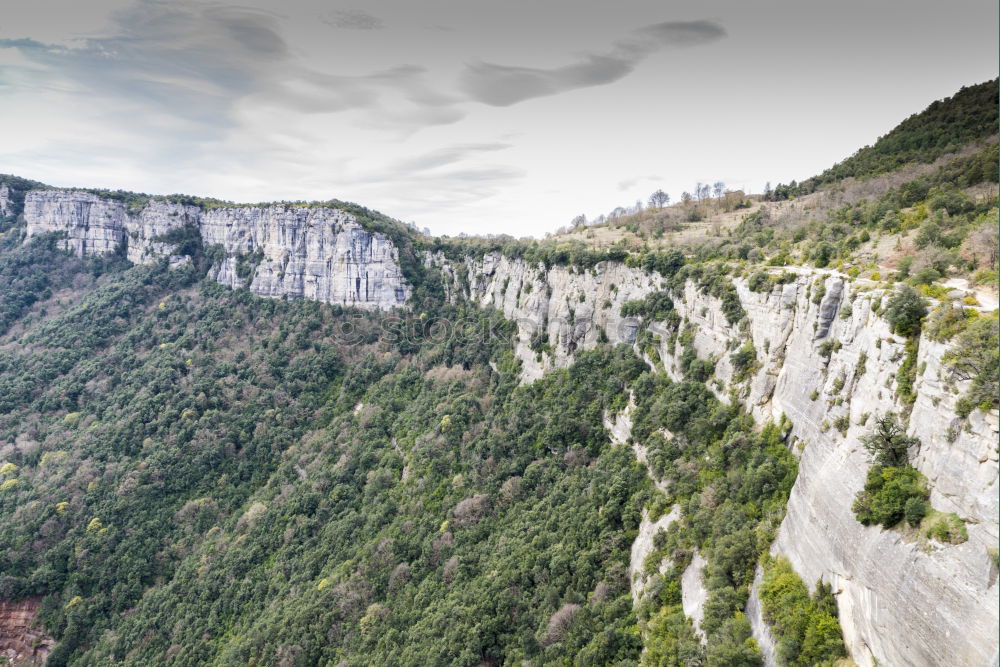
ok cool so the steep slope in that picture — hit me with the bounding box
[793,78,998,192]
[0,79,994,666]
[443,253,997,665]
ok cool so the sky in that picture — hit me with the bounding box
[0,1,997,237]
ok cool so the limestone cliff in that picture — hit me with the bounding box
[23,190,409,310]
[450,252,998,666]
[449,252,661,382]
[201,205,408,310]
[0,184,13,218]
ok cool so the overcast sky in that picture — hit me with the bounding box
[1,1,996,237]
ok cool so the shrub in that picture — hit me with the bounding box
[904,497,927,526]
[852,465,929,527]
[921,510,968,544]
[942,315,999,415]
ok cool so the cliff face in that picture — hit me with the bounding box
[201,206,408,310]
[0,184,13,217]
[0,598,52,666]
[23,191,409,310]
[455,252,661,382]
[455,253,998,666]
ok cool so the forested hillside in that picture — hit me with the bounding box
[0,79,995,666]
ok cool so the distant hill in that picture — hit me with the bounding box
[769,79,997,198]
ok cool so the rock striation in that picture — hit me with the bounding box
[448,253,998,666]
[201,205,408,309]
[0,598,52,666]
[0,184,13,218]
[446,252,662,382]
[23,190,409,310]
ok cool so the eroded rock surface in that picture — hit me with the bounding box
[681,550,708,642]
[449,254,998,665]
[23,191,409,310]
[0,598,52,666]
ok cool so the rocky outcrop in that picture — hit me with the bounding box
[24,190,133,257]
[0,598,52,666]
[630,506,680,604]
[0,184,13,217]
[455,252,661,382]
[680,550,708,642]
[23,190,409,310]
[452,253,998,666]
[201,206,408,309]
[746,566,778,667]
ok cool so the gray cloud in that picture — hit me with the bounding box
[617,174,663,191]
[0,3,288,133]
[323,9,384,30]
[0,2,464,136]
[460,20,727,106]
[388,143,512,172]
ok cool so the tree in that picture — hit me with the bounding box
[884,285,927,337]
[942,316,999,414]
[713,181,725,199]
[648,189,670,209]
[859,413,919,467]
[570,214,587,229]
[960,221,998,269]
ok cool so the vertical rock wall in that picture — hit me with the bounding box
[457,254,998,666]
[22,191,410,310]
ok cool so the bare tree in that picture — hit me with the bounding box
[648,189,670,209]
[713,181,725,199]
[570,214,587,229]
[960,223,998,269]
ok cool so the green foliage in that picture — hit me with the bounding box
[852,465,929,528]
[771,79,998,193]
[920,510,968,544]
[0,235,96,335]
[629,372,797,658]
[859,413,919,467]
[895,337,920,405]
[746,270,796,294]
[620,291,675,321]
[884,285,927,337]
[759,557,846,666]
[730,341,758,383]
[924,303,979,342]
[904,497,928,526]
[0,236,663,664]
[942,314,999,415]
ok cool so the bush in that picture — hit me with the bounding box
[921,510,968,544]
[852,465,929,527]
[904,497,927,526]
[942,315,999,415]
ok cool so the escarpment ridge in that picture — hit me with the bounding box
[22,189,410,310]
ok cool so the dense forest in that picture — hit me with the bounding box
[0,221,844,665]
[0,79,995,666]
